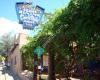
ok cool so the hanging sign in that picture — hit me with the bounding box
[15,2,45,30]
[34,46,44,58]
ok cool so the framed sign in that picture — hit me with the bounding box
[16,2,45,30]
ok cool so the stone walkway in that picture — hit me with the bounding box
[0,64,21,80]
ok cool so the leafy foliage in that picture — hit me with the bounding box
[0,32,14,55]
[0,55,5,62]
[21,0,100,77]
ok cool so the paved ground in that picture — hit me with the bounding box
[0,64,21,80]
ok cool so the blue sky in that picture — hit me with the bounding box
[0,0,70,36]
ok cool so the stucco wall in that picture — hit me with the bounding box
[8,33,28,77]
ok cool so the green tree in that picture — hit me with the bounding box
[48,0,100,79]
[21,0,100,79]
[0,32,14,56]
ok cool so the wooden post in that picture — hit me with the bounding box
[33,54,38,80]
[48,52,56,80]
[37,57,42,80]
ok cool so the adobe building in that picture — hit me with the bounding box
[8,33,28,78]
[8,33,49,80]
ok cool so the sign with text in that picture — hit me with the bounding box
[16,2,45,30]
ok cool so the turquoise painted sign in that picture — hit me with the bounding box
[34,46,44,58]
